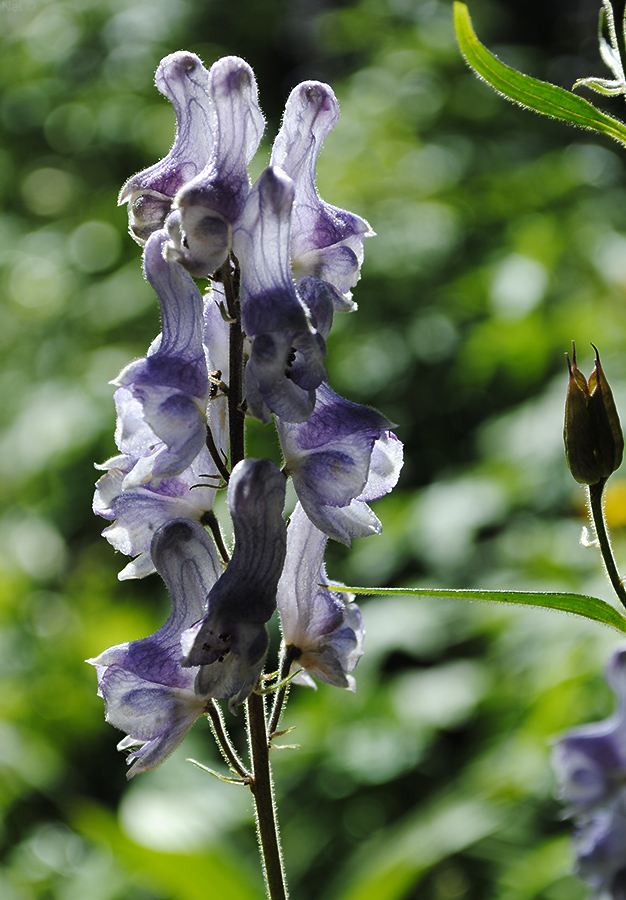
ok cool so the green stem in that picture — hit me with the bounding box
[222,250,288,899]
[268,645,299,738]
[247,692,288,900]
[588,479,626,611]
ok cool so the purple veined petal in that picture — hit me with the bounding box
[87,518,223,776]
[116,231,209,400]
[234,166,310,337]
[94,447,220,579]
[277,503,364,689]
[118,52,215,244]
[183,459,287,710]
[270,80,374,300]
[166,56,265,277]
[296,276,335,340]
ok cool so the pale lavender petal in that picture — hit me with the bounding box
[183,458,287,709]
[94,447,219,579]
[119,52,214,244]
[357,431,404,501]
[270,80,373,300]
[166,56,265,276]
[277,503,363,689]
[87,518,223,776]
[308,497,382,545]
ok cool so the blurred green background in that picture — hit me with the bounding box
[1,0,625,897]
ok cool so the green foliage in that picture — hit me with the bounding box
[2,1,626,899]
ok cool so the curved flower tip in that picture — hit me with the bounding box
[270,80,373,300]
[278,383,402,543]
[119,52,214,244]
[87,518,223,776]
[183,459,287,710]
[277,503,364,690]
[165,56,265,277]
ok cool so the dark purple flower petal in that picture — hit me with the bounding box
[183,459,287,710]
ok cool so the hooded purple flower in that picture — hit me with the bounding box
[118,52,214,244]
[233,166,327,423]
[87,518,223,777]
[277,383,403,543]
[271,81,374,311]
[182,458,287,711]
[277,502,363,689]
[166,56,265,276]
[113,230,209,486]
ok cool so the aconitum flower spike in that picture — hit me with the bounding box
[270,80,374,310]
[277,503,364,689]
[233,166,327,423]
[277,383,403,543]
[87,518,223,777]
[118,52,214,244]
[113,230,209,487]
[166,56,265,276]
[182,458,287,711]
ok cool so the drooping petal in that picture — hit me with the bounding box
[88,518,223,776]
[277,383,402,542]
[183,458,287,710]
[277,502,364,690]
[119,52,214,244]
[166,56,265,276]
[271,81,374,306]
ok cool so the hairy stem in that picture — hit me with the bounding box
[268,645,300,738]
[247,692,288,900]
[588,479,626,611]
[206,700,250,780]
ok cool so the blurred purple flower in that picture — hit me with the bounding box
[277,502,363,689]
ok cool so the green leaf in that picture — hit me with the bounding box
[342,586,626,634]
[453,1,626,147]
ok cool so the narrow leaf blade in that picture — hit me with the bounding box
[453,1,626,147]
[343,586,626,634]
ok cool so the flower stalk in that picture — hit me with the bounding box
[588,479,626,612]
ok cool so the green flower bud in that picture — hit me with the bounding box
[564,343,624,485]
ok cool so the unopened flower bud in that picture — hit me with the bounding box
[564,343,623,485]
